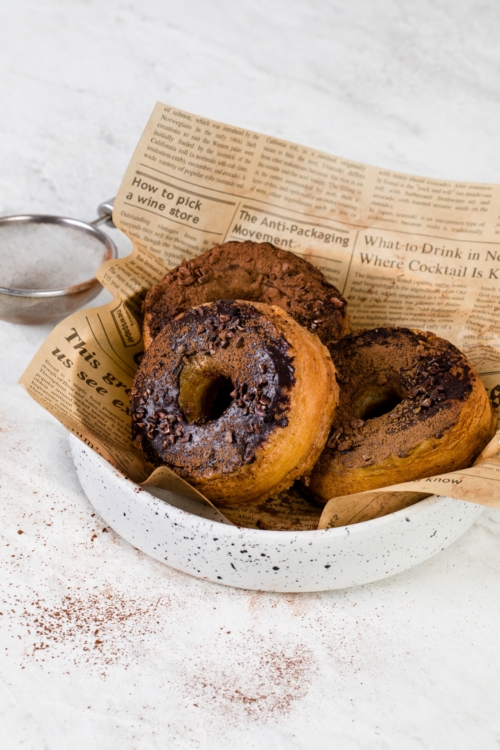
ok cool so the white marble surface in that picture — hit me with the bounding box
[1,1,500,748]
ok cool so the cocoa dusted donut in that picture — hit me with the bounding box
[131,299,339,506]
[308,327,496,503]
[143,241,349,350]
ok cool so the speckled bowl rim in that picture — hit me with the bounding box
[74,434,462,539]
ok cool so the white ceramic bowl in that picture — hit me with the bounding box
[70,434,483,592]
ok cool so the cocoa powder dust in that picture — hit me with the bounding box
[15,588,169,672]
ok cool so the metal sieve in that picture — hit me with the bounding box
[0,199,117,325]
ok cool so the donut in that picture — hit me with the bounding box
[308,327,496,503]
[143,241,349,350]
[131,299,339,506]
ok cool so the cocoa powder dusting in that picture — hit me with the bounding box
[15,588,169,672]
[324,327,475,469]
[182,639,316,722]
[144,240,349,349]
[131,300,295,477]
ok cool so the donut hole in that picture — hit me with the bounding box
[179,355,235,424]
[356,384,405,421]
[205,375,234,421]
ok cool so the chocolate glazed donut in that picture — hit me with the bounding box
[143,241,349,350]
[308,327,496,503]
[131,300,339,506]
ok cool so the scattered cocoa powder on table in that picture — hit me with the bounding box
[17,588,169,672]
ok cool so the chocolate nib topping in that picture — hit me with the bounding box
[144,240,349,349]
[131,300,295,477]
[324,327,474,468]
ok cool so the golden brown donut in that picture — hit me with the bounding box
[143,241,349,350]
[308,327,496,503]
[131,299,339,506]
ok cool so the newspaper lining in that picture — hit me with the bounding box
[20,102,500,530]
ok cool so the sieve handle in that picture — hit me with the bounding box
[91,198,115,228]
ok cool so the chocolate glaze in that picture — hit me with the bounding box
[144,241,349,349]
[131,300,296,478]
[323,327,475,469]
